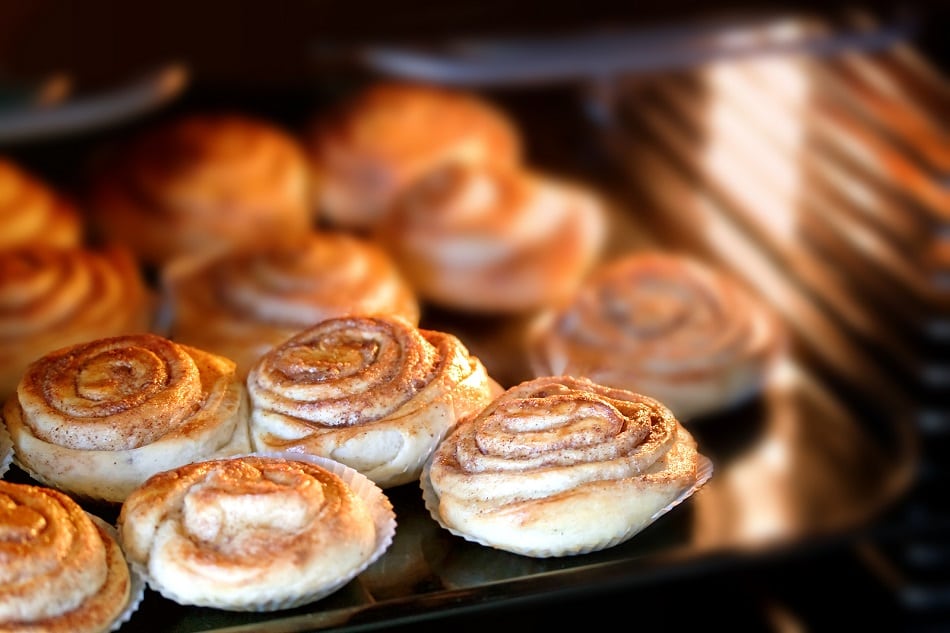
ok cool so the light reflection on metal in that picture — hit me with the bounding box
[701,52,811,243]
[353,12,913,87]
[692,360,800,548]
[0,64,189,144]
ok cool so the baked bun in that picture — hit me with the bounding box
[0,480,137,633]
[377,162,607,314]
[88,113,312,271]
[528,252,784,421]
[3,333,251,503]
[0,244,153,400]
[0,158,83,250]
[117,454,395,612]
[247,314,502,488]
[306,81,521,231]
[167,229,420,378]
[422,375,711,558]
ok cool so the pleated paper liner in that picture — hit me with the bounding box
[420,454,714,558]
[89,514,147,633]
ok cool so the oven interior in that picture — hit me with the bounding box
[1,2,948,631]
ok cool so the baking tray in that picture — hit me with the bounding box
[0,56,922,633]
[2,168,919,633]
[1,323,917,633]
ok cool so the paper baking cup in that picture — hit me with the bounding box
[0,422,12,477]
[420,455,713,558]
[139,451,396,612]
[88,514,147,633]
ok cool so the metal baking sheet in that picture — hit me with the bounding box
[2,347,916,632]
[1,172,918,633]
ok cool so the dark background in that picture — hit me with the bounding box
[0,1,946,89]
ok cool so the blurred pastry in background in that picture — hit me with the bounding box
[166,229,421,378]
[0,244,154,400]
[305,81,522,231]
[246,314,502,489]
[377,162,607,314]
[86,112,312,273]
[527,252,785,421]
[0,158,83,250]
[3,332,251,503]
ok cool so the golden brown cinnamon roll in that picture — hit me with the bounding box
[377,162,607,314]
[0,244,153,400]
[0,159,83,250]
[117,454,395,611]
[3,333,251,503]
[88,113,312,270]
[247,315,502,489]
[528,252,785,421]
[422,375,712,558]
[306,81,521,231]
[0,481,136,633]
[167,230,420,378]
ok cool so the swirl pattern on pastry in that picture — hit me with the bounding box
[0,244,153,400]
[117,455,385,611]
[306,81,522,230]
[247,315,502,488]
[377,163,607,313]
[423,375,707,557]
[528,252,783,420]
[88,113,312,269]
[0,481,131,633]
[0,159,82,250]
[168,230,420,378]
[4,333,250,502]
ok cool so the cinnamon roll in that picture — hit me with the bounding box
[167,230,420,378]
[377,162,607,314]
[0,244,153,400]
[117,454,395,611]
[87,113,312,271]
[0,481,137,633]
[0,158,83,250]
[3,333,251,503]
[528,252,784,421]
[422,375,712,558]
[306,81,521,231]
[247,315,502,489]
